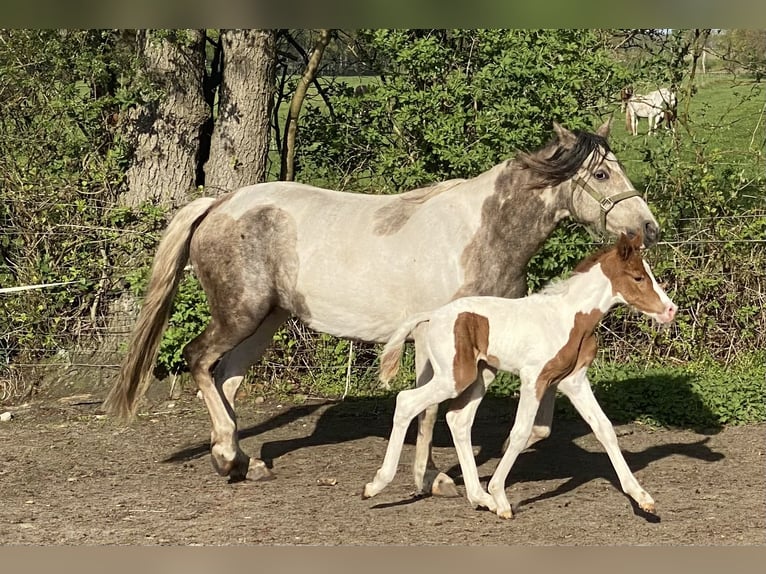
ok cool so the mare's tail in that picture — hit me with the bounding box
[379,312,431,388]
[103,196,218,421]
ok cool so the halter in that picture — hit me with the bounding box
[573,175,642,233]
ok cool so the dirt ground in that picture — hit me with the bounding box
[1,386,764,546]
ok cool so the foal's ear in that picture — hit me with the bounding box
[617,232,634,261]
[596,117,612,139]
[552,122,576,147]
[629,230,644,250]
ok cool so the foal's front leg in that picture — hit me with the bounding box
[558,370,656,513]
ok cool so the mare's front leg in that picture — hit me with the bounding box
[501,385,556,453]
[558,370,656,513]
[363,377,457,499]
[412,323,459,497]
[212,309,289,481]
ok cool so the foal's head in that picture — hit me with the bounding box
[577,233,677,324]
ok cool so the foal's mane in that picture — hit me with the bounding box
[517,131,611,189]
[537,243,617,297]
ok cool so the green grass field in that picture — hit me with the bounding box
[608,74,764,194]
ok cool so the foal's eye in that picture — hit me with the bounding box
[633,276,644,283]
[594,170,609,181]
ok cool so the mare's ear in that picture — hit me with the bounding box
[617,232,634,261]
[596,117,612,139]
[552,122,576,147]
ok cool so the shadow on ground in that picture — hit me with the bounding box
[164,369,724,511]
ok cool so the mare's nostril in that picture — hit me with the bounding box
[643,221,659,246]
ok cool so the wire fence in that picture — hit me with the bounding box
[2,207,764,403]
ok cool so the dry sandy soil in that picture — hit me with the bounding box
[1,387,764,546]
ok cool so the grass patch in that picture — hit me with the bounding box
[486,350,765,429]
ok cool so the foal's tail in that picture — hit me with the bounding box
[379,312,430,388]
[103,196,218,421]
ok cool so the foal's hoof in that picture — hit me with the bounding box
[430,472,460,498]
[496,508,514,520]
[640,501,657,514]
[361,483,376,500]
[246,458,275,482]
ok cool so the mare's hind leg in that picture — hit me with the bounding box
[184,308,272,481]
[212,308,290,480]
[411,323,459,498]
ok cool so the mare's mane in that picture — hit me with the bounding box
[517,131,611,189]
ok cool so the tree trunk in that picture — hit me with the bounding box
[280,29,332,182]
[107,30,209,387]
[120,29,209,209]
[204,29,276,193]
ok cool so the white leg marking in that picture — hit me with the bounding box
[558,370,656,513]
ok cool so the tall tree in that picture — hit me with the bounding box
[280,29,332,181]
[121,30,209,209]
[204,29,276,192]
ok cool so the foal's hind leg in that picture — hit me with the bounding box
[364,376,457,499]
[412,323,459,498]
[212,308,289,480]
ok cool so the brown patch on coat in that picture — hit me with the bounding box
[452,312,499,392]
[372,179,463,236]
[190,205,310,328]
[454,160,554,300]
[535,309,602,400]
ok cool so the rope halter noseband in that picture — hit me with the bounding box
[573,175,642,234]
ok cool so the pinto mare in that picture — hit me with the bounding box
[364,233,677,518]
[104,121,660,495]
[624,88,677,136]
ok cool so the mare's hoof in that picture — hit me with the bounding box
[431,472,460,498]
[246,459,275,481]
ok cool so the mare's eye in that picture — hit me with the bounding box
[594,170,609,180]
[633,276,644,283]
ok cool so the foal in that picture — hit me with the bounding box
[363,233,677,519]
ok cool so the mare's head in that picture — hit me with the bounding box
[577,233,677,323]
[519,120,660,247]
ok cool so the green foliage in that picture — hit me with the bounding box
[0,30,150,375]
[484,351,765,428]
[298,29,629,192]
[154,274,211,379]
[587,351,765,427]
[598,76,766,363]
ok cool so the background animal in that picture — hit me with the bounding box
[622,86,677,135]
